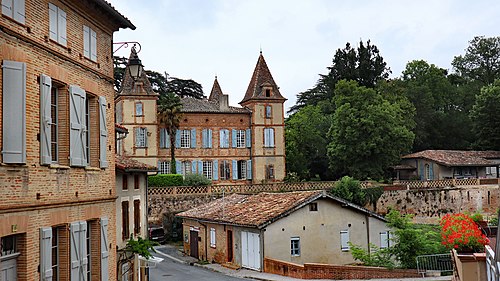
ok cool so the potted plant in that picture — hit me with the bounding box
[440,213,489,281]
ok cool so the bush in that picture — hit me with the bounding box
[148,174,184,187]
[349,242,395,268]
[184,174,211,186]
[330,176,366,206]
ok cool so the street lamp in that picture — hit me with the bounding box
[127,45,143,80]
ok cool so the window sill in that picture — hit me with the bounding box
[85,166,101,172]
[49,164,70,170]
[135,147,148,149]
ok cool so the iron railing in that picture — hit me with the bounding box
[416,253,453,277]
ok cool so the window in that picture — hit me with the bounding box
[290,237,300,256]
[122,201,129,240]
[134,200,140,235]
[82,94,98,167]
[380,231,391,249]
[203,161,213,179]
[51,227,60,281]
[1,234,21,281]
[220,161,231,180]
[265,105,272,118]
[159,161,171,174]
[265,89,271,97]
[85,222,91,281]
[135,102,143,116]
[181,161,191,176]
[237,160,247,180]
[1,235,18,256]
[210,228,216,248]
[309,202,318,211]
[134,175,139,190]
[2,0,25,24]
[219,129,229,148]
[202,129,213,148]
[424,164,430,180]
[48,3,67,46]
[340,230,350,251]
[486,167,494,175]
[264,128,275,147]
[50,86,58,163]
[83,25,97,62]
[122,175,128,190]
[265,165,275,180]
[180,129,191,148]
[135,127,147,148]
[236,130,246,148]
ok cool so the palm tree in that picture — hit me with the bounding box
[158,92,182,173]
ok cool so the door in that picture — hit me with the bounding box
[0,256,17,281]
[241,231,261,270]
[227,230,233,262]
[189,230,199,259]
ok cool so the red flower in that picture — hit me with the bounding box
[440,213,488,253]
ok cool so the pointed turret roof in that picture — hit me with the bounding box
[208,76,224,102]
[240,52,286,104]
[116,47,158,97]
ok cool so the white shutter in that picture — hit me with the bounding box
[48,3,57,41]
[2,0,12,18]
[13,0,24,24]
[270,128,275,147]
[69,85,87,167]
[2,60,26,164]
[70,222,81,281]
[247,160,252,179]
[79,222,88,280]
[40,74,52,165]
[99,96,108,168]
[90,29,97,62]
[232,160,238,180]
[380,231,389,248]
[58,7,67,46]
[40,227,53,281]
[100,218,109,281]
[340,230,350,251]
[208,129,212,148]
[83,26,90,59]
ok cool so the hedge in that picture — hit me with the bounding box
[148,174,184,187]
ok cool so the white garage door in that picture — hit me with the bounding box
[241,231,261,270]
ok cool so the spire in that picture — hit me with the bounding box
[208,75,224,102]
[116,48,157,97]
[240,52,286,105]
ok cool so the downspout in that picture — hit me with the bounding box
[248,109,253,184]
[366,215,371,255]
[260,228,265,272]
[145,174,149,281]
[199,221,208,261]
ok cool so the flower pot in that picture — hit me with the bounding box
[452,249,486,281]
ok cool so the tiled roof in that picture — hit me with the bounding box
[181,96,250,114]
[115,123,128,133]
[177,191,385,228]
[240,53,286,104]
[93,0,135,30]
[402,150,500,167]
[115,155,157,172]
[208,77,224,102]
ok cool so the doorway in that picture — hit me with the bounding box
[189,230,199,259]
[227,230,233,262]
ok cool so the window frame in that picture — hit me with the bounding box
[265,164,275,180]
[50,86,59,163]
[265,105,272,119]
[340,230,350,252]
[203,161,213,179]
[122,200,130,241]
[210,228,216,248]
[220,160,231,180]
[181,161,192,177]
[264,128,275,147]
[180,129,191,148]
[309,202,318,211]
[135,127,147,148]
[236,130,246,148]
[159,161,171,174]
[135,102,143,116]
[290,237,300,256]
[237,160,247,180]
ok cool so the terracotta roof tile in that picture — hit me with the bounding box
[208,77,224,102]
[115,123,128,133]
[402,150,500,167]
[93,0,135,29]
[115,155,157,172]
[181,96,250,114]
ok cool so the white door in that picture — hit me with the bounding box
[241,231,261,270]
[0,257,17,281]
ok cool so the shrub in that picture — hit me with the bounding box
[184,174,211,186]
[330,176,366,206]
[148,174,184,187]
[440,213,489,253]
[349,242,395,268]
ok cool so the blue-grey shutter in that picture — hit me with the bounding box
[1,0,12,18]
[232,160,238,180]
[219,129,224,148]
[380,231,389,249]
[176,160,181,174]
[419,161,424,181]
[246,129,251,148]
[90,29,97,62]
[247,160,252,179]
[157,160,161,172]
[69,85,86,167]
[208,129,213,148]
[231,129,237,148]
[58,7,67,46]
[270,128,275,146]
[144,128,148,147]
[213,160,218,180]
[202,129,207,148]
[165,130,170,148]
[191,128,196,148]
[70,222,81,281]
[2,60,26,164]
[13,0,25,24]
[40,227,53,281]
[79,222,88,279]
[340,230,350,251]
[430,163,434,180]
[100,217,109,281]
[48,3,57,41]
[191,160,197,174]
[160,128,165,148]
[175,130,181,148]
[198,160,203,175]
[224,129,230,148]
[83,26,90,59]
[99,96,108,168]
[40,74,52,165]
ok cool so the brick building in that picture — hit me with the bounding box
[116,51,286,184]
[0,1,133,280]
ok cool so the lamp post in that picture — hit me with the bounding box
[127,45,143,80]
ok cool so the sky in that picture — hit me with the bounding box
[108,0,500,111]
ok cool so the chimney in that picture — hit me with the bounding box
[220,94,229,111]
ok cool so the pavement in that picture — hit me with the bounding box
[153,244,452,281]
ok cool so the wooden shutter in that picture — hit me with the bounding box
[270,128,275,146]
[160,128,166,148]
[175,130,181,148]
[198,160,203,175]
[190,128,196,148]
[48,3,58,41]
[231,129,237,148]
[99,96,108,168]
[202,129,207,148]
[247,160,252,179]
[2,60,26,164]
[2,0,12,18]
[58,6,67,46]
[246,129,251,148]
[69,85,86,167]
[340,230,350,251]
[232,160,238,180]
[13,0,25,24]
[83,26,90,59]
[134,200,140,234]
[213,160,218,180]
[122,201,129,240]
[219,129,224,148]
[164,129,170,148]
[90,28,97,62]
[191,160,197,174]
[40,227,53,281]
[79,222,88,279]
[40,74,52,165]
[207,129,212,148]
[100,218,109,281]
[70,222,81,281]
[380,231,389,248]
[176,160,181,174]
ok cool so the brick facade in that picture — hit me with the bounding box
[0,1,133,280]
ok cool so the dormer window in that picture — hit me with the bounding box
[265,89,271,97]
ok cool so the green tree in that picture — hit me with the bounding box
[113,56,128,91]
[330,176,366,206]
[158,93,183,173]
[285,105,332,180]
[470,80,500,150]
[327,80,414,180]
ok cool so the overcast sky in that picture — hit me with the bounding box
[108,0,500,111]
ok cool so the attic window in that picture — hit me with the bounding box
[309,203,318,211]
[265,89,271,97]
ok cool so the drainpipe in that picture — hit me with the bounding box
[248,109,253,184]
[199,221,208,261]
[366,215,370,255]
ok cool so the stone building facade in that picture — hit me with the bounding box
[0,1,133,280]
[116,51,286,184]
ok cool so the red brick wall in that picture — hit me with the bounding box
[264,258,420,280]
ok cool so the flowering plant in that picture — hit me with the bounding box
[440,213,489,253]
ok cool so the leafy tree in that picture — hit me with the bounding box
[330,176,366,206]
[290,40,390,113]
[158,93,183,173]
[470,80,500,150]
[285,105,332,180]
[327,80,414,180]
[113,56,128,91]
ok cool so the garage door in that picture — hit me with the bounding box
[241,231,260,270]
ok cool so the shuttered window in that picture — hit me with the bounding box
[202,161,213,179]
[219,161,230,180]
[122,201,129,240]
[265,105,272,118]
[210,228,216,248]
[219,129,229,148]
[134,175,139,189]
[340,230,350,251]
[159,161,170,174]
[101,218,110,281]
[83,25,97,62]
[48,3,67,46]
[380,231,390,249]
[135,127,147,148]
[265,165,275,180]
[2,0,25,24]
[180,129,190,148]
[134,199,140,235]
[99,96,108,168]
[182,161,191,176]
[69,85,87,167]
[202,129,212,148]
[122,174,128,190]
[135,102,143,116]
[264,128,274,147]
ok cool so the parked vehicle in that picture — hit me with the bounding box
[148,225,166,244]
